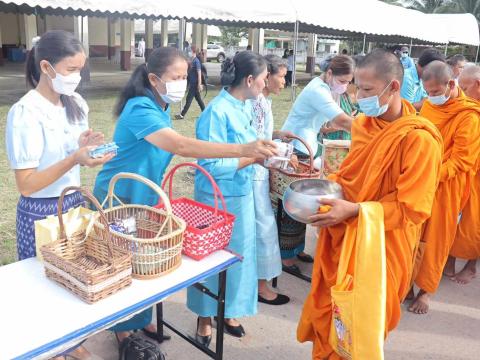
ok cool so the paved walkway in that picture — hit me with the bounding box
[84,230,479,360]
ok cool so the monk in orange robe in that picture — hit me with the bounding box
[297,49,443,359]
[410,61,480,314]
[443,65,480,284]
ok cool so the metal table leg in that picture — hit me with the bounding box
[156,270,228,360]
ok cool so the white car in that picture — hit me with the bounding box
[206,44,226,62]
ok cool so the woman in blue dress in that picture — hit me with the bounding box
[187,51,270,345]
[92,47,276,345]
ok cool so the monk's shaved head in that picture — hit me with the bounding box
[422,60,454,84]
[356,49,404,85]
[458,65,480,100]
[459,65,480,82]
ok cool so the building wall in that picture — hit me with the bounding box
[45,15,74,32]
[0,13,21,45]
[88,17,108,57]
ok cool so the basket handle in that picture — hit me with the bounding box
[161,162,228,220]
[283,134,315,173]
[104,172,174,238]
[57,186,116,268]
[105,173,173,215]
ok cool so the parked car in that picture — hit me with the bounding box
[206,43,226,62]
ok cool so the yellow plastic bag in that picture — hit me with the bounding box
[329,202,386,360]
[34,206,95,261]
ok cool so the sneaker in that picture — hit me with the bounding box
[174,114,184,120]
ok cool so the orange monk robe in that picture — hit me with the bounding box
[450,154,480,260]
[415,89,480,293]
[297,100,443,360]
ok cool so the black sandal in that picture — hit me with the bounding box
[297,253,314,263]
[141,328,171,342]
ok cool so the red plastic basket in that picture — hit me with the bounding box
[157,162,235,260]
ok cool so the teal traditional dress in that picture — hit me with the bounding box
[187,88,258,318]
[93,90,173,331]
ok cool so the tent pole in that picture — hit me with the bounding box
[291,20,299,102]
[475,45,480,64]
[409,38,413,54]
[362,34,366,54]
[444,43,448,56]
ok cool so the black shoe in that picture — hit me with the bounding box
[282,264,302,274]
[258,293,290,305]
[195,317,212,347]
[297,253,314,263]
[214,317,245,338]
[174,114,185,120]
[141,328,171,342]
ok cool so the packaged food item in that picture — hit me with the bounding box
[109,216,137,236]
[264,141,294,170]
[89,142,119,159]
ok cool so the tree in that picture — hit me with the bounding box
[438,0,480,21]
[403,0,450,13]
[218,26,248,47]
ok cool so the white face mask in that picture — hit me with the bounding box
[154,75,187,103]
[428,84,451,106]
[46,63,81,96]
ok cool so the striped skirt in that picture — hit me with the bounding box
[16,192,85,260]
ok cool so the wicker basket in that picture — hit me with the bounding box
[40,186,132,304]
[98,173,186,279]
[269,135,322,200]
[158,162,235,260]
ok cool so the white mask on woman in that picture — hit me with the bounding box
[154,75,187,103]
[46,63,81,96]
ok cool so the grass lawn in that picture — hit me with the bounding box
[0,84,303,265]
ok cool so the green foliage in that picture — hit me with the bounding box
[218,26,248,47]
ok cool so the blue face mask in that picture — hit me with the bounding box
[357,81,393,117]
[428,85,451,106]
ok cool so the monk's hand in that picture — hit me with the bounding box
[308,198,360,227]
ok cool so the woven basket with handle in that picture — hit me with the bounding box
[158,162,235,260]
[269,134,322,200]
[97,173,186,279]
[40,186,132,304]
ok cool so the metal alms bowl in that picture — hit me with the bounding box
[282,179,344,224]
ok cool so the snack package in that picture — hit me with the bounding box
[109,216,137,236]
[264,141,294,170]
[89,142,119,159]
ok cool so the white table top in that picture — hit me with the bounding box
[0,250,239,360]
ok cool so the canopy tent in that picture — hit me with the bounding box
[0,0,478,46]
[426,13,480,46]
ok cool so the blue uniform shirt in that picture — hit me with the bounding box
[195,88,256,197]
[93,90,173,206]
[401,66,427,104]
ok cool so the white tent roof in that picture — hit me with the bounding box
[0,0,478,46]
[427,13,480,46]
[293,0,450,44]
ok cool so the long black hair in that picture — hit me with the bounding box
[220,51,267,88]
[115,47,187,116]
[25,30,85,124]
